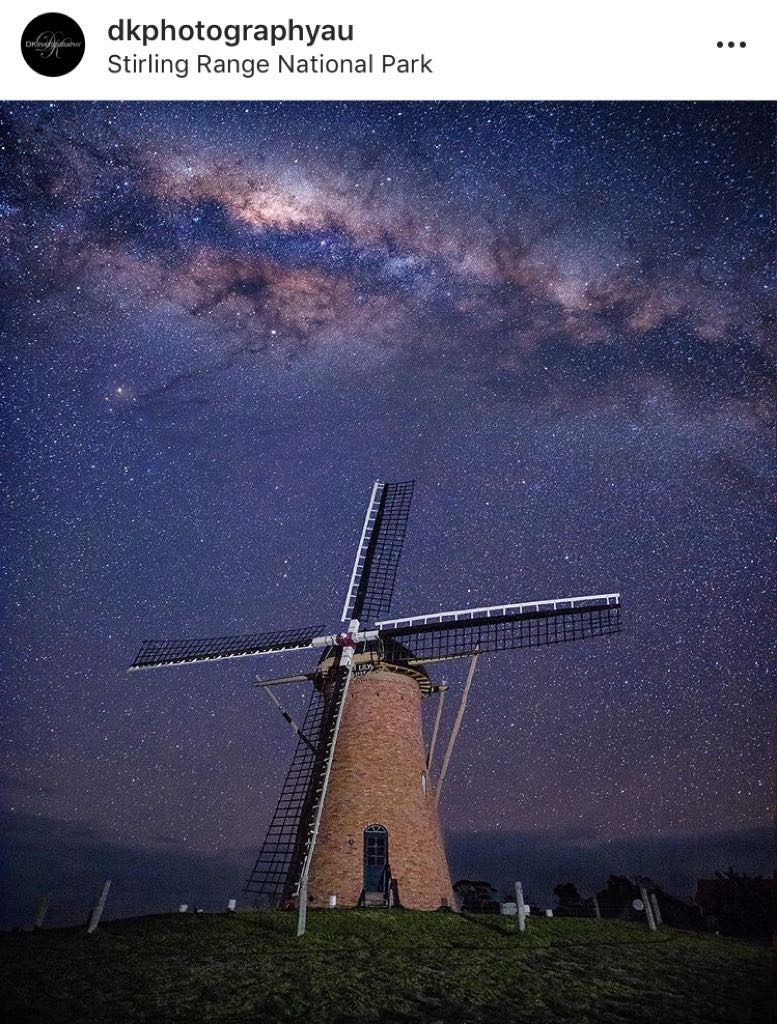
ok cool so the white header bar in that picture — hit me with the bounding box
[341,480,383,622]
[2,1,775,101]
[376,593,621,631]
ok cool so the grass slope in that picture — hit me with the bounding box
[1,910,771,1023]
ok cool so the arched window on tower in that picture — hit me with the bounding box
[363,824,388,892]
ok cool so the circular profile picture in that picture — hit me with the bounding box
[21,13,85,77]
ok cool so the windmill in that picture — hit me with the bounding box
[130,480,620,931]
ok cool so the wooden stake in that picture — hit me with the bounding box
[296,878,308,937]
[426,688,445,771]
[435,653,479,807]
[639,885,656,931]
[87,880,111,934]
[514,881,526,933]
[649,892,663,926]
[34,892,51,930]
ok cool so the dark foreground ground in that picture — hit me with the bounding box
[0,910,772,1023]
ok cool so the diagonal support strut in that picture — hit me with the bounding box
[435,653,479,807]
[259,682,319,754]
[427,687,446,772]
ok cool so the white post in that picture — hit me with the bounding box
[592,894,601,920]
[639,885,656,931]
[87,880,111,934]
[34,893,51,929]
[649,892,662,926]
[296,878,308,937]
[514,882,526,933]
[227,899,237,912]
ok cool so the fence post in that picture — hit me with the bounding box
[514,882,526,933]
[296,878,308,937]
[639,885,656,931]
[591,895,601,920]
[34,892,51,930]
[87,880,112,934]
[649,892,663,926]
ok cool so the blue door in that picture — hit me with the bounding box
[363,825,388,891]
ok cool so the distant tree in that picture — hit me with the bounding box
[634,875,660,891]
[695,869,776,940]
[592,875,704,930]
[554,882,582,906]
[595,875,640,919]
[453,879,499,914]
[651,889,702,931]
[553,882,585,916]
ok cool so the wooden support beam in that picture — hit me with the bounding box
[296,879,308,937]
[426,687,445,771]
[254,673,315,688]
[649,891,663,926]
[34,892,51,930]
[515,881,526,933]
[434,653,479,807]
[87,880,111,934]
[640,884,657,931]
[260,685,318,754]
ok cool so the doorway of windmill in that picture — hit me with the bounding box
[363,824,388,892]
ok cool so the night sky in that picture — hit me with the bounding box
[1,102,774,923]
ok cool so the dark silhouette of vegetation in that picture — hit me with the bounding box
[547,875,699,926]
[549,869,773,938]
[595,874,641,918]
[696,869,775,940]
[452,879,500,914]
[553,882,586,916]
[554,882,581,905]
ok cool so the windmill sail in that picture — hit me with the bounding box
[243,686,329,905]
[341,480,415,623]
[245,654,355,908]
[130,625,324,670]
[376,594,620,664]
[292,655,357,913]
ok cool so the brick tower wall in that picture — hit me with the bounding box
[307,668,454,910]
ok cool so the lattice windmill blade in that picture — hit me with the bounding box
[244,643,351,907]
[129,625,325,670]
[292,645,356,930]
[341,480,415,623]
[375,593,620,665]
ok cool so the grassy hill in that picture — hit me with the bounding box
[1,910,771,1023]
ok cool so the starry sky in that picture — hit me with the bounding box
[1,101,774,923]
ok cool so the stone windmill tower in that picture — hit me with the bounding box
[131,481,620,931]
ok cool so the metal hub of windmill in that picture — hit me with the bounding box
[130,481,621,932]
